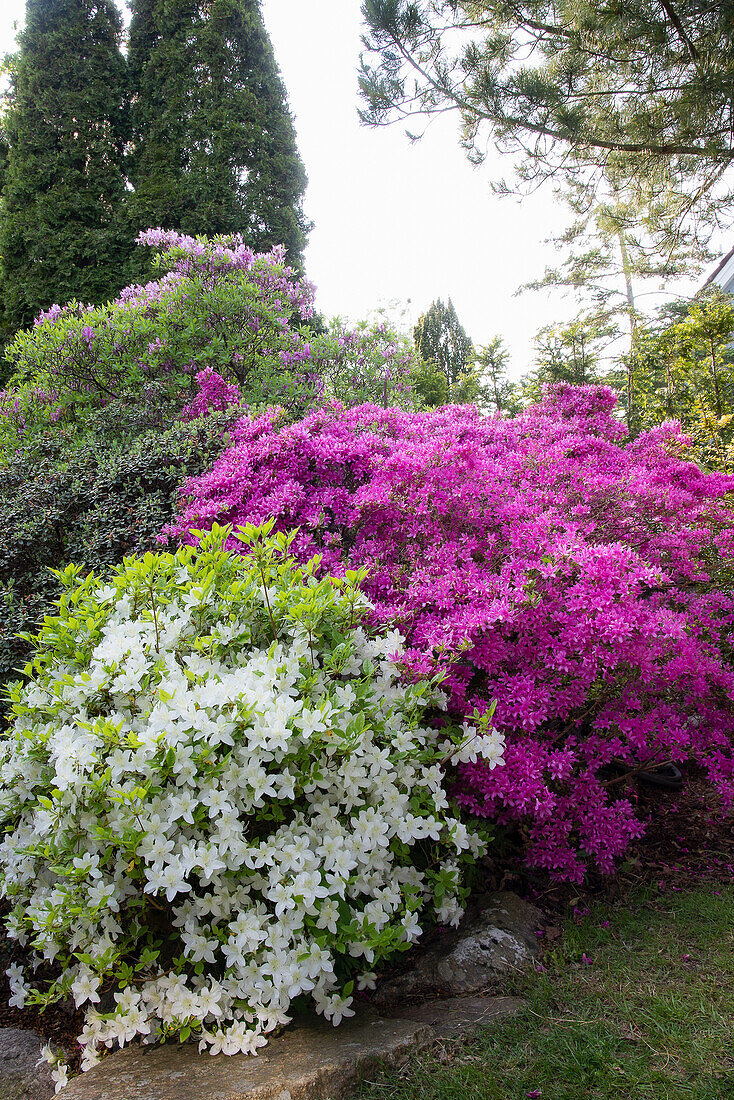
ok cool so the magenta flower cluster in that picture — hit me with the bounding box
[180,368,245,422]
[163,385,734,881]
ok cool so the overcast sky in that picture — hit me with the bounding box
[0,0,725,377]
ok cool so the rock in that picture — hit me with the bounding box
[60,996,523,1100]
[397,995,524,1041]
[60,1010,431,1100]
[0,1028,55,1100]
[374,891,542,1003]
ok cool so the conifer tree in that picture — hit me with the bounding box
[360,1,734,251]
[127,0,309,268]
[0,0,130,337]
[413,298,474,399]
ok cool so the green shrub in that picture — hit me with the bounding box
[0,408,240,687]
[0,232,320,465]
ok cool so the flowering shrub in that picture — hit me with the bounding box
[0,229,328,681]
[312,317,421,409]
[2,232,429,461]
[0,524,501,1085]
[180,367,246,422]
[3,231,320,435]
[0,381,74,454]
[165,385,734,881]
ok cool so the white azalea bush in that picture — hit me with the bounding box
[0,522,504,1085]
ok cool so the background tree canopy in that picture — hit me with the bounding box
[127,0,310,270]
[0,0,310,357]
[413,297,474,399]
[359,0,734,245]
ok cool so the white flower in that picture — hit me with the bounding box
[52,1063,69,1093]
[401,911,423,943]
[321,992,355,1026]
[5,962,24,986]
[71,967,101,1008]
[0,528,495,1084]
[80,1046,101,1072]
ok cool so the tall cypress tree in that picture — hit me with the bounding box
[0,0,130,337]
[128,0,309,268]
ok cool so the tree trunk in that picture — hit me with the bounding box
[710,336,723,419]
[617,227,638,431]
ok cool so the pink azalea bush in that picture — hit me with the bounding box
[163,385,734,881]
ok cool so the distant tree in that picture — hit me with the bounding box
[0,0,130,338]
[522,316,606,405]
[630,287,734,468]
[474,336,520,415]
[410,358,449,408]
[523,178,707,348]
[0,54,12,196]
[127,0,310,268]
[520,171,709,427]
[413,298,474,400]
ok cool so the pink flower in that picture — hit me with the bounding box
[163,385,734,879]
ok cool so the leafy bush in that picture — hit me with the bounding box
[1,231,320,456]
[165,385,734,881]
[0,231,432,688]
[0,407,241,687]
[311,317,422,409]
[0,525,501,1086]
[627,288,734,471]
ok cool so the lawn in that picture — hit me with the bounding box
[358,884,734,1100]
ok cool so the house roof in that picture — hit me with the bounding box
[704,242,734,288]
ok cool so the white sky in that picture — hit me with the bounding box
[0,0,727,377]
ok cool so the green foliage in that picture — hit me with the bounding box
[0,408,237,687]
[0,523,490,1070]
[473,336,521,415]
[359,1,734,246]
[311,317,423,409]
[127,0,310,269]
[2,236,317,438]
[522,316,605,405]
[0,0,131,340]
[409,358,449,408]
[629,287,734,469]
[413,298,474,401]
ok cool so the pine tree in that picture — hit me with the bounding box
[127,0,309,268]
[360,1,734,251]
[413,299,474,399]
[475,336,520,416]
[0,0,130,337]
[519,170,710,427]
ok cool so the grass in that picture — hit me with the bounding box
[357,884,734,1100]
